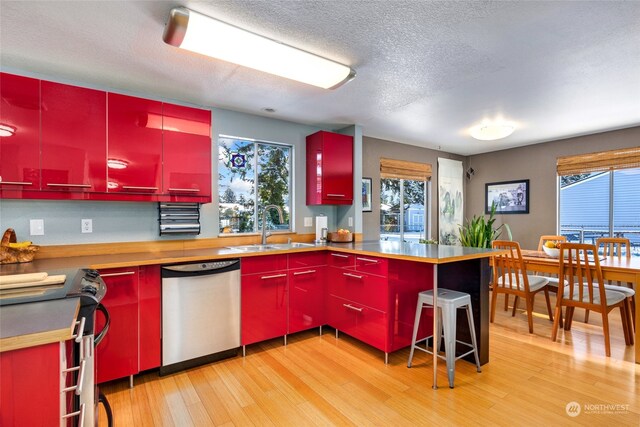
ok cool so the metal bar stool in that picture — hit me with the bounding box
[407,288,481,388]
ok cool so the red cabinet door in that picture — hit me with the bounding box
[288,266,325,334]
[138,265,161,371]
[328,267,388,312]
[107,93,162,194]
[241,271,288,345]
[96,267,139,383]
[241,254,288,275]
[326,294,387,351]
[41,81,107,193]
[0,73,40,196]
[306,131,353,205]
[0,342,60,426]
[162,103,211,201]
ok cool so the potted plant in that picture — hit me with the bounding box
[458,202,511,248]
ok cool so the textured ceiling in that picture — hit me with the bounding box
[1,1,639,155]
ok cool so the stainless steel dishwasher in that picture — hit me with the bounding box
[160,259,240,376]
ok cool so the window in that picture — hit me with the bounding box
[380,178,427,243]
[559,168,640,257]
[218,136,292,234]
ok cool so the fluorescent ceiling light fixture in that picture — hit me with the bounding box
[0,124,16,137]
[163,7,355,89]
[469,122,515,141]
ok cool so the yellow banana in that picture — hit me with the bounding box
[8,241,32,248]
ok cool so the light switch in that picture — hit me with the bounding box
[81,219,93,233]
[30,219,44,236]
[304,217,313,227]
[348,217,353,227]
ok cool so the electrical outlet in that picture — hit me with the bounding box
[81,219,93,233]
[30,219,44,236]
[304,217,312,227]
[348,217,353,227]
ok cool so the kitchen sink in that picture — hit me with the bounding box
[225,242,315,252]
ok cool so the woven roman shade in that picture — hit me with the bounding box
[556,146,640,176]
[380,158,431,180]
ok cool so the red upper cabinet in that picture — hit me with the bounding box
[162,103,211,201]
[41,81,107,193]
[306,131,353,205]
[0,73,40,194]
[107,93,163,194]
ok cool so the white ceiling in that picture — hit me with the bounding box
[1,1,639,155]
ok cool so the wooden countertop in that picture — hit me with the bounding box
[0,297,79,352]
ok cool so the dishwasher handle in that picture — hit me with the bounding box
[161,259,240,278]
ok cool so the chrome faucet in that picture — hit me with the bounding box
[261,205,284,245]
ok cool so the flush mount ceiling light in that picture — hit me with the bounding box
[469,122,515,141]
[162,7,355,89]
[0,124,16,137]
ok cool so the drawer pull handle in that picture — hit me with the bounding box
[62,402,85,427]
[261,273,287,280]
[343,303,363,312]
[331,253,349,258]
[46,183,91,188]
[327,193,345,197]
[356,257,378,264]
[100,271,136,277]
[168,188,200,192]
[343,273,363,279]
[122,185,158,191]
[62,359,86,395]
[0,181,32,186]
[73,317,86,343]
[293,270,316,276]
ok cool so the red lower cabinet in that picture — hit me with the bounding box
[288,266,325,334]
[241,270,288,345]
[0,342,60,426]
[138,265,161,371]
[326,295,387,351]
[97,267,139,383]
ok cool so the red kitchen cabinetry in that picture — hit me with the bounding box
[107,93,163,196]
[162,103,211,202]
[0,342,60,426]
[0,73,40,198]
[41,81,107,194]
[138,264,161,371]
[241,255,288,346]
[306,130,353,205]
[288,251,327,334]
[96,267,139,383]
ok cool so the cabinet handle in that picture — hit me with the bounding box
[100,271,136,277]
[356,257,379,264]
[343,272,363,279]
[168,188,200,192]
[331,253,349,258]
[327,193,345,197]
[293,270,316,276]
[261,273,287,280]
[62,402,85,427]
[122,185,158,191]
[62,359,86,396]
[46,183,91,188]
[73,317,86,343]
[343,303,363,312]
[0,181,32,186]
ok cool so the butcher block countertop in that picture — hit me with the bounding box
[0,297,79,352]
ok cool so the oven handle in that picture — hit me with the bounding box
[94,303,110,346]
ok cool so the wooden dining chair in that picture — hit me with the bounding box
[491,240,554,334]
[593,237,635,332]
[551,243,632,357]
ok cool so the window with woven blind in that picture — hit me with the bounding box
[556,146,640,176]
[379,158,431,181]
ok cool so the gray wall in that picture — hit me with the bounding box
[361,136,466,241]
[466,126,640,249]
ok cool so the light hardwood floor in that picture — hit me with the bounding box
[99,294,639,426]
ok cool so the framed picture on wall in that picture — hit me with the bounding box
[485,179,529,214]
[362,178,372,212]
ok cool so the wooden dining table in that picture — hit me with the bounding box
[521,249,640,363]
